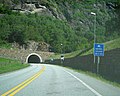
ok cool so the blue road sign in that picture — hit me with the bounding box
[94,44,104,56]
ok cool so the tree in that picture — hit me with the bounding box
[8,30,25,45]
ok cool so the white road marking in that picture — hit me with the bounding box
[63,69,103,96]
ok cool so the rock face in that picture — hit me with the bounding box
[0,0,119,52]
[11,0,119,42]
[25,41,50,52]
[1,0,118,34]
[12,3,51,15]
[12,41,50,52]
[0,48,54,62]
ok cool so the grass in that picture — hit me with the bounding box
[0,58,29,74]
[0,41,12,49]
[49,50,81,60]
[81,38,120,56]
[49,38,120,88]
[49,38,120,59]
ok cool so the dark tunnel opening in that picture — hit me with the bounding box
[28,55,41,63]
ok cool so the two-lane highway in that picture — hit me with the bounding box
[0,64,120,96]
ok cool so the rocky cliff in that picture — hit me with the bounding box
[0,0,120,52]
[7,0,119,42]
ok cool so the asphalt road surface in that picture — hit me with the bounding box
[0,64,120,96]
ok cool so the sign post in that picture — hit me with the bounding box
[94,44,104,74]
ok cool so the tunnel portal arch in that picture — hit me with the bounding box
[26,53,43,63]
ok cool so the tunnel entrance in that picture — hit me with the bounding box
[28,55,40,63]
[26,53,42,63]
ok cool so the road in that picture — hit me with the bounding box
[0,64,120,96]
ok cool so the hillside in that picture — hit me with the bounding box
[0,0,120,53]
[48,38,120,59]
[0,57,29,74]
[46,38,120,84]
[82,37,120,56]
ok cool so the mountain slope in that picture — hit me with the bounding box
[82,38,120,56]
[0,0,120,53]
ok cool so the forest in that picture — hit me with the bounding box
[0,0,120,53]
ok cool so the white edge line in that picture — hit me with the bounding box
[63,69,103,96]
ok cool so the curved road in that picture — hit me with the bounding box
[0,64,120,96]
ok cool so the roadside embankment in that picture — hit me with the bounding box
[0,58,29,74]
[46,48,120,84]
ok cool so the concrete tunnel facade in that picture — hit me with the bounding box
[26,53,43,63]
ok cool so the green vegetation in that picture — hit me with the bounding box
[0,40,12,49]
[49,50,80,59]
[0,58,29,74]
[0,13,80,53]
[0,0,120,53]
[104,38,120,51]
[63,50,81,58]
[82,38,120,56]
[0,4,12,14]
[49,37,120,59]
